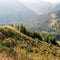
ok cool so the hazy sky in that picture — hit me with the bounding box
[18,0,60,3]
[0,0,60,3]
[42,0,60,3]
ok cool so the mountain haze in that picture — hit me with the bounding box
[20,1,57,15]
[0,0,37,25]
[28,4,60,31]
[0,0,60,28]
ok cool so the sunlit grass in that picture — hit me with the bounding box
[0,26,59,60]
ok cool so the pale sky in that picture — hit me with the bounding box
[0,0,60,3]
[18,0,60,3]
[41,0,60,3]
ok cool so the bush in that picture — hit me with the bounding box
[20,24,27,35]
[50,38,58,46]
[3,38,16,47]
[32,31,42,40]
[9,24,14,27]
[15,25,43,41]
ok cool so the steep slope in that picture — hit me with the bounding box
[28,9,60,32]
[0,26,60,60]
[20,1,57,15]
[0,0,37,25]
[52,4,60,12]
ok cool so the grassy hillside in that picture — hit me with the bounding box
[0,26,60,60]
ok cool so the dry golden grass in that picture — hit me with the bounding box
[0,26,60,60]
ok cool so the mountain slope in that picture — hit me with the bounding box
[20,1,57,15]
[0,26,60,60]
[52,4,60,12]
[0,0,37,25]
[28,9,60,32]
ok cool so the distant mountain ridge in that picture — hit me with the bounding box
[21,1,57,15]
[0,0,37,25]
[0,0,60,27]
[28,4,60,31]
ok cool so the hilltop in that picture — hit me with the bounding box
[0,26,60,60]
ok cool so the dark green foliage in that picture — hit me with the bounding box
[15,24,58,46]
[9,24,14,27]
[0,26,59,60]
[2,38,16,47]
[26,31,42,40]
[27,48,33,53]
[0,27,21,40]
[0,32,5,40]
[20,24,27,34]
[15,25,20,31]
[50,38,58,46]
[44,35,58,46]
[32,31,42,40]
[45,36,51,43]
[15,25,42,40]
